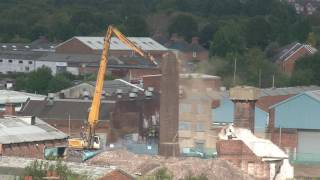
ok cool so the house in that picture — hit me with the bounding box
[269,90,320,163]
[216,86,294,180]
[165,35,209,72]
[55,36,168,59]
[0,112,68,159]
[273,42,317,74]
[286,0,320,15]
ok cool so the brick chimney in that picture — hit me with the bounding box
[230,86,259,133]
[4,103,15,116]
[191,37,199,44]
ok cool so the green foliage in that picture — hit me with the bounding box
[291,52,320,86]
[24,160,80,180]
[168,14,198,42]
[210,22,246,57]
[15,67,73,94]
[307,32,318,47]
[199,48,288,88]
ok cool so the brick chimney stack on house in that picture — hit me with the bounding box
[230,86,259,132]
[4,103,15,116]
[191,37,199,44]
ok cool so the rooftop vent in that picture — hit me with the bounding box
[116,89,123,94]
[145,91,153,99]
[82,90,90,100]
[129,92,137,100]
[132,88,139,93]
[147,87,154,92]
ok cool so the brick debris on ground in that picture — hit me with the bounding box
[87,150,254,180]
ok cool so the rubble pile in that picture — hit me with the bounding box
[88,150,253,180]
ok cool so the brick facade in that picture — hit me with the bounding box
[56,38,96,54]
[216,140,270,179]
[281,47,312,74]
[1,139,67,159]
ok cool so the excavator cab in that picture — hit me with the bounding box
[92,135,101,149]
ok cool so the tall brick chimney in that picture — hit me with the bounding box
[4,103,15,116]
[230,86,259,133]
[159,52,180,157]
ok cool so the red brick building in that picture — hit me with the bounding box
[0,115,67,159]
[273,42,317,75]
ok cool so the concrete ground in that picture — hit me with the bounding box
[295,164,320,178]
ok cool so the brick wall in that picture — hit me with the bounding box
[1,139,67,159]
[56,38,96,54]
[269,108,298,152]
[282,47,311,74]
[216,140,270,179]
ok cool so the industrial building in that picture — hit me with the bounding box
[0,112,67,159]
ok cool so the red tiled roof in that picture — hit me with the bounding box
[100,170,134,180]
[256,95,294,112]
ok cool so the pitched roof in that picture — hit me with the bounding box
[0,50,47,60]
[0,116,67,144]
[20,99,115,121]
[37,53,158,69]
[273,42,317,63]
[0,90,46,104]
[56,37,168,51]
[220,127,288,159]
[270,89,320,109]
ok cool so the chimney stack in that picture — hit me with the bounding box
[191,37,199,44]
[4,103,15,116]
[230,86,259,133]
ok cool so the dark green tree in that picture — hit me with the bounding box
[168,14,198,42]
[210,23,246,57]
[123,15,149,36]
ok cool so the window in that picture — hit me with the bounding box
[179,121,191,130]
[192,51,197,58]
[180,103,191,113]
[28,61,33,64]
[0,59,2,62]
[197,104,204,113]
[195,122,206,132]
[8,59,12,63]
[19,60,23,64]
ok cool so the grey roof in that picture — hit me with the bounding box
[272,42,317,63]
[89,79,144,95]
[20,99,115,121]
[260,86,320,97]
[58,37,168,51]
[0,116,67,144]
[0,50,47,60]
[37,53,157,69]
[305,90,320,102]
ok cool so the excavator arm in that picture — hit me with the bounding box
[84,25,157,148]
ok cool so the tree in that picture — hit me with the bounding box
[199,23,218,49]
[210,23,246,57]
[26,67,53,94]
[123,15,149,36]
[245,16,271,48]
[307,32,317,47]
[168,14,198,42]
[291,52,320,86]
[47,74,72,93]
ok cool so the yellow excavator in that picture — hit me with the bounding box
[68,25,158,151]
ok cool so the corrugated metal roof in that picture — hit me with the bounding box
[0,116,67,144]
[74,37,168,51]
[305,90,320,102]
[259,86,320,97]
[0,90,46,104]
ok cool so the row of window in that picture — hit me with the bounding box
[0,59,33,64]
[179,121,206,132]
[180,103,205,113]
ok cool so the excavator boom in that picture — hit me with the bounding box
[69,25,157,150]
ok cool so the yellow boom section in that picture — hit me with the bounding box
[87,25,157,141]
